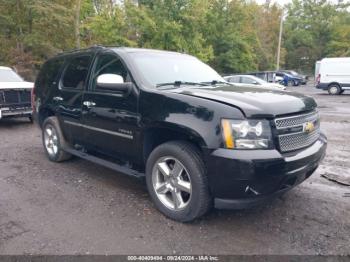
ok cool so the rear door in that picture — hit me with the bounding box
[81,51,140,162]
[56,54,93,145]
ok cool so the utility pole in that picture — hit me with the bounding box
[276,10,284,71]
[74,0,82,49]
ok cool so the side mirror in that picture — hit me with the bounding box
[253,81,258,85]
[96,74,132,92]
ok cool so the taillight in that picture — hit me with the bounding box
[316,74,321,85]
[31,86,36,111]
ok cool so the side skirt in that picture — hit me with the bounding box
[63,147,145,179]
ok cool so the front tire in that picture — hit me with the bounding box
[328,84,341,95]
[146,141,212,222]
[42,117,72,162]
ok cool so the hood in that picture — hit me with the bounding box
[169,84,317,118]
[0,81,33,90]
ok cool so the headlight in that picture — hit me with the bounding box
[221,119,273,149]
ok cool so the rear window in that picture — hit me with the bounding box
[61,55,92,90]
[0,69,23,82]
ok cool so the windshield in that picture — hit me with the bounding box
[289,70,298,76]
[129,52,224,86]
[0,69,23,82]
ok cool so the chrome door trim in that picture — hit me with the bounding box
[64,120,133,139]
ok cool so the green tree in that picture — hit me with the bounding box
[0,0,74,79]
[204,0,259,74]
[326,9,350,57]
[134,0,213,62]
[284,0,349,73]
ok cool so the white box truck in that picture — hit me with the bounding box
[316,57,350,95]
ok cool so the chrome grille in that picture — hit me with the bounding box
[0,90,31,105]
[279,129,320,152]
[0,91,4,104]
[275,111,319,129]
[4,90,19,103]
[275,111,320,152]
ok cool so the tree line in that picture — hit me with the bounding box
[0,0,349,80]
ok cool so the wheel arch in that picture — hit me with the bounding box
[38,106,55,127]
[328,82,341,88]
[142,124,207,165]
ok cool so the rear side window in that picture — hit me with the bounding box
[36,58,64,88]
[61,55,92,90]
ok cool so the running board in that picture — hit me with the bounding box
[63,147,145,179]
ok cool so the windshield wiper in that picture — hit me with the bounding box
[156,81,210,88]
[200,80,232,86]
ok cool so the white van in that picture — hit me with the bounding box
[316,57,350,95]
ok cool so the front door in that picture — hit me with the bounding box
[81,52,140,163]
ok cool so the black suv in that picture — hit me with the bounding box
[33,46,327,222]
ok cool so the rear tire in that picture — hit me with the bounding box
[328,84,341,95]
[42,117,72,162]
[146,141,212,222]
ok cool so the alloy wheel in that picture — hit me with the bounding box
[44,124,59,157]
[152,156,192,211]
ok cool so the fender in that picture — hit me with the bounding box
[139,89,245,150]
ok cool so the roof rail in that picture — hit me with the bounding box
[57,45,106,56]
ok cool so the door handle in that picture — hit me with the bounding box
[83,101,96,108]
[53,96,63,102]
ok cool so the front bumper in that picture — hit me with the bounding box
[205,134,327,209]
[0,106,32,119]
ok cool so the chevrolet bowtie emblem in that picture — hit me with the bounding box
[303,121,315,133]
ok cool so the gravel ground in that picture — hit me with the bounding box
[0,84,349,255]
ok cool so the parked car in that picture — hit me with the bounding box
[276,71,303,86]
[33,46,327,222]
[223,75,286,90]
[247,71,278,83]
[316,57,350,95]
[279,70,308,85]
[0,66,33,121]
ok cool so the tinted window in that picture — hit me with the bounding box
[62,55,91,89]
[37,58,64,88]
[0,69,23,82]
[92,54,128,91]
